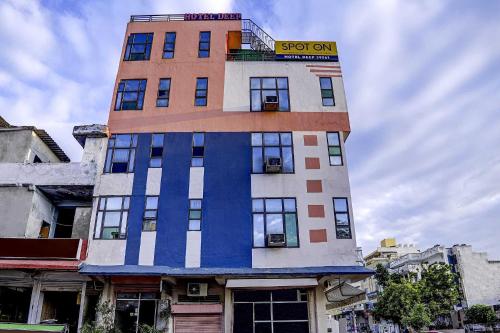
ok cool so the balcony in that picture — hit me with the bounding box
[0,238,87,271]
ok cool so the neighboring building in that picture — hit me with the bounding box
[0,118,107,333]
[78,13,371,333]
[361,239,419,297]
[0,116,69,163]
[347,241,500,332]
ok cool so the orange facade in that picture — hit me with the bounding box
[107,19,351,134]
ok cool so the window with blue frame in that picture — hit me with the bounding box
[198,31,211,58]
[163,32,176,59]
[104,134,138,173]
[250,77,290,112]
[320,77,335,106]
[333,197,352,239]
[252,198,299,248]
[149,133,164,167]
[188,199,202,230]
[191,133,205,167]
[251,132,294,173]
[115,79,147,111]
[195,78,208,106]
[156,79,171,107]
[143,196,158,231]
[327,132,342,166]
[124,33,153,61]
[94,196,130,239]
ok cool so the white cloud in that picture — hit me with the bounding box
[1,0,499,259]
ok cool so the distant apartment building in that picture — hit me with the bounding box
[389,244,500,308]
[74,13,371,333]
[360,238,419,297]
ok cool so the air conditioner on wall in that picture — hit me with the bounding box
[263,95,279,111]
[264,156,282,173]
[187,283,208,297]
[267,234,286,247]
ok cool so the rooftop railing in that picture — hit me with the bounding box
[130,14,186,22]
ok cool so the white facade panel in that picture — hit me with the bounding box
[138,232,157,265]
[251,131,357,268]
[146,168,162,195]
[96,174,134,196]
[185,231,201,268]
[188,167,204,199]
[223,61,347,112]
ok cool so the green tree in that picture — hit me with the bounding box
[402,303,432,331]
[374,263,391,288]
[419,263,459,321]
[465,304,497,324]
[374,281,420,324]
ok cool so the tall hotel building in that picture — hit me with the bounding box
[81,13,371,333]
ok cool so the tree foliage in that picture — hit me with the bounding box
[402,303,432,331]
[374,281,420,324]
[419,263,459,321]
[465,304,497,324]
[375,264,391,288]
[374,263,459,327]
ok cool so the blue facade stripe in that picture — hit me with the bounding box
[154,133,192,267]
[201,132,252,268]
[124,133,151,265]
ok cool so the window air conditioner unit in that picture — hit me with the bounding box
[267,234,286,247]
[187,283,208,297]
[263,95,279,111]
[265,156,282,173]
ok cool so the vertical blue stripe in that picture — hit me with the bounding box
[124,133,151,265]
[201,132,252,267]
[154,133,192,267]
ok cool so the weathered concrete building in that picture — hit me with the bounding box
[0,118,107,333]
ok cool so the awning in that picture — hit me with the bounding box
[80,264,373,278]
[226,278,318,288]
[325,282,366,310]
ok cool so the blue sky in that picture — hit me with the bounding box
[1,0,499,257]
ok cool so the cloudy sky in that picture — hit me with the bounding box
[1,0,499,257]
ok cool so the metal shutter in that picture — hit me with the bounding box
[174,314,222,333]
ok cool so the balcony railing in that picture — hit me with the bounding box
[226,50,275,61]
[0,238,85,260]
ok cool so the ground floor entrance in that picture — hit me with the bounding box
[233,289,310,333]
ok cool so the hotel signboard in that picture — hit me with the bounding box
[275,41,338,61]
[184,13,242,21]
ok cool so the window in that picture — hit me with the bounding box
[143,196,158,231]
[252,198,299,248]
[124,33,153,61]
[327,132,342,166]
[104,134,138,173]
[188,199,202,230]
[94,196,130,239]
[250,77,290,111]
[251,132,294,173]
[195,78,208,106]
[149,133,164,167]
[115,293,159,333]
[320,77,335,106]
[333,198,352,239]
[156,79,171,107]
[163,32,176,59]
[198,31,211,58]
[114,79,147,111]
[191,133,205,167]
[233,289,309,333]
